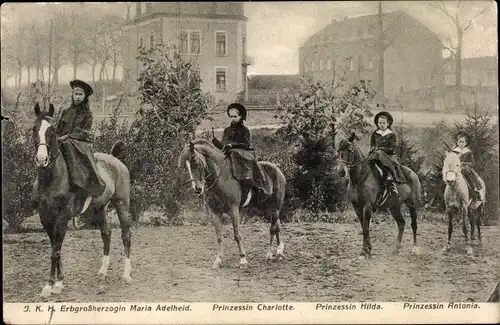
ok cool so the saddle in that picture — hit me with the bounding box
[226,149,272,206]
[371,163,412,211]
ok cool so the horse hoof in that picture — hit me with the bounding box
[212,261,222,269]
[392,248,401,256]
[52,281,64,295]
[97,271,107,279]
[266,251,273,260]
[123,275,132,284]
[239,257,249,267]
[40,284,52,297]
[466,247,473,255]
[412,246,421,255]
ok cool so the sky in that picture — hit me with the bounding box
[1,1,497,82]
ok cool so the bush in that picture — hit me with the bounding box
[1,94,37,231]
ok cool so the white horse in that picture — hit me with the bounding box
[442,151,486,255]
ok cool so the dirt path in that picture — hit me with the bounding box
[3,220,499,303]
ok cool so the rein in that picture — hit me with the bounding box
[185,150,229,192]
[36,141,60,168]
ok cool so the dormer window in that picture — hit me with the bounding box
[140,3,147,14]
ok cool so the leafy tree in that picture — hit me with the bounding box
[276,73,375,212]
[1,94,36,231]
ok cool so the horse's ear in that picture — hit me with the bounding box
[189,141,195,152]
[34,102,41,116]
[48,103,55,117]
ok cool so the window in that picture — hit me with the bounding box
[327,60,331,70]
[149,33,155,50]
[179,30,201,54]
[349,57,354,71]
[215,31,227,56]
[215,67,227,91]
[304,63,308,73]
[190,32,200,54]
[139,35,144,49]
[319,60,324,71]
[368,58,373,70]
[311,62,316,71]
[358,55,364,71]
[140,3,146,14]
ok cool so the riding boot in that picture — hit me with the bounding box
[385,178,398,195]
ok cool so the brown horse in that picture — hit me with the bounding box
[336,133,422,258]
[32,103,132,297]
[178,139,286,268]
[441,151,486,255]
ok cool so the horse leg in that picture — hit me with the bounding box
[51,219,69,295]
[229,206,248,266]
[476,206,483,244]
[359,205,372,259]
[265,211,274,260]
[462,206,473,255]
[442,209,453,253]
[40,218,56,297]
[97,206,111,278]
[408,206,420,255]
[389,205,405,255]
[113,199,132,283]
[469,208,476,241]
[211,211,224,269]
[267,210,283,260]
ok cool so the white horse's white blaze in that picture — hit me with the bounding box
[52,281,64,294]
[98,255,110,276]
[123,258,132,283]
[242,190,253,207]
[446,171,457,182]
[36,119,51,166]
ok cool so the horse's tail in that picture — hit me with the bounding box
[110,140,127,161]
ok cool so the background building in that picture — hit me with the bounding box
[298,11,444,111]
[443,56,498,110]
[122,2,253,104]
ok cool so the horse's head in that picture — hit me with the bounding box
[32,103,57,168]
[336,133,359,178]
[442,151,462,185]
[178,141,208,195]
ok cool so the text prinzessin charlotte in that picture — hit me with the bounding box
[213,303,294,311]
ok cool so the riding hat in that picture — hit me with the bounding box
[454,130,472,143]
[70,79,93,97]
[374,111,393,127]
[227,103,247,121]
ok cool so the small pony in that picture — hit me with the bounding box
[442,151,486,255]
[178,139,287,268]
[32,103,133,297]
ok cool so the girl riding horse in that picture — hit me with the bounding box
[32,79,105,207]
[452,130,482,202]
[212,103,270,203]
[369,111,407,197]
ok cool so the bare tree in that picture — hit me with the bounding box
[431,1,490,109]
[65,10,91,79]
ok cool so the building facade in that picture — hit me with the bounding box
[298,11,444,111]
[443,56,498,110]
[122,2,253,104]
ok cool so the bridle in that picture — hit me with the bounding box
[186,149,227,193]
[338,142,370,170]
[35,119,60,168]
